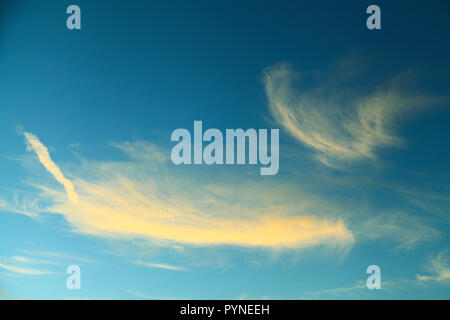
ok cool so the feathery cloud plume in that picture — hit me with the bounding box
[0,193,41,217]
[21,136,354,250]
[353,210,440,250]
[263,63,441,167]
[417,251,450,284]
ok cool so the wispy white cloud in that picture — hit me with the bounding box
[235,293,272,300]
[0,250,96,278]
[0,262,55,275]
[124,289,183,300]
[124,289,154,299]
[133,261,188,271]
[263,62,442,167]
[0,192,41,218]
[299,278,404,299]
[10,255,55,265]
[300,280,366,299]
[23,131,79,204]
[417,251,450,284]
[0,248,99,278]
[110,140,166,163]
[21,250,97,264]
[353,210,440,250]
[237,293,248,300]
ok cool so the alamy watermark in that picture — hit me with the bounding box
[366,5,381,30]
[170,121,279,175]
[66,265,81,290]
[366,265,381,289]
[66,5,81,30]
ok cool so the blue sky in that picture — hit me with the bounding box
[1,0,450,299]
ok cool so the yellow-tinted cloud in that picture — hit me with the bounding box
[43,180,353,248]
[23,133,354,250]
[23,132,79,204]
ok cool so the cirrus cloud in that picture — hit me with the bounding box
[19,132,354,250]
[263,62,442,167]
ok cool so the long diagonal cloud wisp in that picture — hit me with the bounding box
[23,132,79,204]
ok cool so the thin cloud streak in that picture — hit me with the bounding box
[0,262,54,275]
[124,289,183,300]
[134,261,188,271]
[353,210,440,251]
[0,194,40,218]
[23,132,79,204]
[300,280,366,299]
[21,250,98,264]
